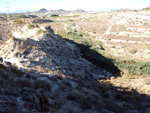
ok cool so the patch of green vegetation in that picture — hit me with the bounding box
[57,30,67,38]
[36,29,45,35]
[129,49,137,54]
[28,24,35,29]
[51,14,59,17]
[63,22,150,75]
[15,20,26,24]
[62,15,80,18]
[64,22,120,74]
[115,60,150,75]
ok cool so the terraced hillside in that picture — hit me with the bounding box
[74,11,150,61]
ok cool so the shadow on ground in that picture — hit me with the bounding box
[0,63,149,113]
[64,38,121,75]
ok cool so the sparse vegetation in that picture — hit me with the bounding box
[15,19,26,24]
[28,24,35,29]
[51,14,59,17]
[129,49,137,54]
[36,29,45,35]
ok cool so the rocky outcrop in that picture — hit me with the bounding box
[0,26,112,80]
[20,18,53,24]
[0,61,149,113]
[0,16,5,21]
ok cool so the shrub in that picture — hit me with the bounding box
[15,20,25,24]
[28,24,35,29]
[34,78,51,91]
[51,14,59,17]
[10,36,16,40]
[111,46,116,48]
[32,46,36,50]
[13,78,32,88]
[36,29,45,35]
[129,49,137,54]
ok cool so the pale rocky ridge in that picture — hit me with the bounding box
[0,24,149,112]
[0,25,112,80]
[36,8,86,15]
[0,59,149,112]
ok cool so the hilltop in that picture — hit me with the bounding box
[35,8,86,16]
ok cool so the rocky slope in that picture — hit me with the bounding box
[0,25,149,113]
[0,25,112,80]
[0,57,150,113]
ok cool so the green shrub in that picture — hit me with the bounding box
[111,46,116,48]
[28,24,35,29]
[51,14,59,17]
[36,29,45,35]
[129,49,137,54]
[15,20,25,24]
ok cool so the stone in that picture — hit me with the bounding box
[82,110,98,113]
[100,109,114,113]
[145,108,150,113]
[125,110,139,113]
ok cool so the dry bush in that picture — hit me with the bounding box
[129,49,137,54]
[32,46,36,50]
[33,77,51,91]
[36,65,44,71]
[36,29,45,35]
[12,78,32,88]
[28,24,35,29]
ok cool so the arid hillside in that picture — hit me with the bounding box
[0,23,149,113]
[74,11,150,61]
[0,10,150,113]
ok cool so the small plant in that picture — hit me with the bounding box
[69,19,73,22]
[32,46,36,50]
[15,20,25,24]
[36,29,45,35]
[34,78,51,91]
[111,46,116,48]
[51,14,59,17]
[28,24,35,29]
[129,49,137,54]
[10,36,16,40]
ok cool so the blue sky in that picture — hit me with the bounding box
[0,0,149,12]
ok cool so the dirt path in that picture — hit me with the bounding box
[105,24,113,35]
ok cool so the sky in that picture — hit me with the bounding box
[0,0,149,12]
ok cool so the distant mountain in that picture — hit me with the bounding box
[37,8,48,13]
[35,8,86,15]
